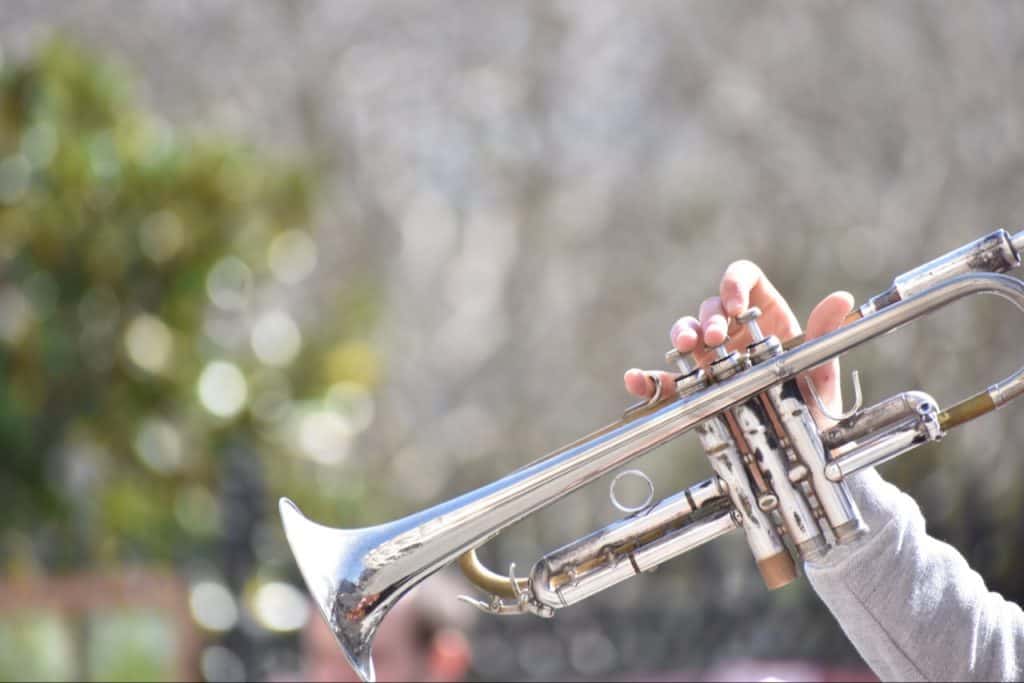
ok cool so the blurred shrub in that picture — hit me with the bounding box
[0,40,379,572]
[0,611,74,680]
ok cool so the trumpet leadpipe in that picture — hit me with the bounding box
[880,229,1021,310]
[937,364,1024,430]
[784,228,1024,350]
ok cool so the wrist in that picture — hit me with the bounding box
[844,467,908,532]
[806,467,914,570]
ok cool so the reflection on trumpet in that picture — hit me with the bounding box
[280,229,1024,682]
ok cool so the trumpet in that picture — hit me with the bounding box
[280,229,1024,682]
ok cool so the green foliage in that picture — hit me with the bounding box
[86,610,176,681]
[0,611,75,680]
[0,41,379,570]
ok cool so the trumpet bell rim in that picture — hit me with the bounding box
[279,497,377,682]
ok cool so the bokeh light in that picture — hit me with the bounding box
[197,361,249,419]
[0,286,33,345]
[189,581,238,633]
[267,229,317,285]
[250,581,309,633]
[138,210,186,264]
[297,408,352,465]
[124,314,174,374]
[133,417,184,475]
[206,257,253,312]
[250,310,302,367]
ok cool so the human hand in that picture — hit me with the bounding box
[623,260,855,426]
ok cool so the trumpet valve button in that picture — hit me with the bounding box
[665,349,697,374]
[737,306,765,342]
[708,340,744,380]
[736,306,762,323]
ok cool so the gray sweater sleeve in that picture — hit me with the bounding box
[805,469,1023,682]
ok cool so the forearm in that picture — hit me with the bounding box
[805,469,1023,682]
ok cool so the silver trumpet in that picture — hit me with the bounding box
[280,229,1024,682]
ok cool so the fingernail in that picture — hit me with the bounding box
[724,296,742,317]
[704,324,726,346]
[624,370,639,393]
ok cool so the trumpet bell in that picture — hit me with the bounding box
[279,498,391,683]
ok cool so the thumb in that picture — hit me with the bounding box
[803,291,855,424]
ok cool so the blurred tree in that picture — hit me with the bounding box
[0,40,380,575]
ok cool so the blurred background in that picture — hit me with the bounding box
[0,1,1023,681]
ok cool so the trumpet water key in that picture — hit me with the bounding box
[279,228,1024,682]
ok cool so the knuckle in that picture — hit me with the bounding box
[671,316,695,332]
[720,278,742,298]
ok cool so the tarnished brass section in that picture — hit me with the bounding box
[757,551,798,590]
[722,409,771,495]
[938,391,997,431]
[757,395,790,444]
[458,549,529,599]
[544,512,695,590]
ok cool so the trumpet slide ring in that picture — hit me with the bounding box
[610,469,655,514]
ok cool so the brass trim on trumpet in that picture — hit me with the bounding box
[938,391,997,431]
[457,549,528,599]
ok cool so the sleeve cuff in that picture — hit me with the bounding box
[808,467,920,570]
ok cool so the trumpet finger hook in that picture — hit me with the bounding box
[645,372,664,404]
[805,369,863,422]
[622,372,670,418]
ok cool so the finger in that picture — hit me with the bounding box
[719,260,762,317]
[670,316,701,353]
[624,369,650,397]
[699,296,729,347]
[623,369,677,399]
[803,291,856,419]
[806,291,855,341]
[720,260,800,338]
